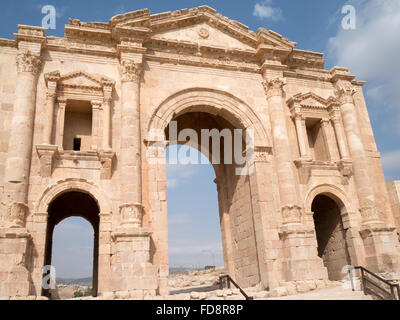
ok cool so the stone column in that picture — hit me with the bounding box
[334,82,379,222]
[109,58,158,296]
[263,78,300,218]
[0,50,42,298]
[91,101,102,151]
[263,77,328,282]
[4,51,41,223]
[330,109,350,161]
[334,78,400,272]
[55,98,67,150]
[42,72,60,145]
[320,118,337,161]
[102,84,112,151]
[215,177,235,280]
[119,59,143,227]
[292,112,310,160]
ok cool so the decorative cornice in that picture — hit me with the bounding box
[16,51,41,75]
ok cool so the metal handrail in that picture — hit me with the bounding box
[354,266,400,300]
[219,274,254,300]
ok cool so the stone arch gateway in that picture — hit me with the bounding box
[0,6,400,298]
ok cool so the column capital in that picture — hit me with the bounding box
[91,100,103,109]
[120,203,144,228]
[334,80,356,104]
[262,77,286,99]
[16,51,42,76]
[119,59,143,83]
[57,97,67,107]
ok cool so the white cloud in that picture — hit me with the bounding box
[168,214,191,225]
[327,0,400,109]
[167,179,177,188]
[253,0,283,21]
[381,150,400,172]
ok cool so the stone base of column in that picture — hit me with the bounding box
[279,224,329,282]
[110,227,158,294]
[0,227,31,297]
[360,222,400,273]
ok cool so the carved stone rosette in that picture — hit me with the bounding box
[262,78,286,99]
[282,205,302,224]
[120,203,144,227]
[16,51,42,76]
[119,60,142,83]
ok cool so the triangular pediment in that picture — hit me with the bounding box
[152,21,255,51]
[110,6,296,51]
[59,71,103,88]
[287,92,340,110]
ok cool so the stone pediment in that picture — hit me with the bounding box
[59,71,103,89]
[287,92,339,111]
[152,22,255,51]
[109,6,295,52]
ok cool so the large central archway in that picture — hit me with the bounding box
[146,88,273,290]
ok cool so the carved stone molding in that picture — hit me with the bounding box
[16,51,42,75]
[294,159,312,185]
[4,202,29,228]
[282,205,302,224]
[99,150,115,180]
[36,145,58,178]
[337,159,353,185]
[120,203,144,227]
[262,78,286,99]
[253,146,272,163]
[119,60,142,82]
[334,81,356,104]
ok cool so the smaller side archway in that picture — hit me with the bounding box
[43,191,100,298]
[31,179,112,297]
[306,185,352,281]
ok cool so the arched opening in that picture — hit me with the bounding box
[312,194,351,280]
[166,146,224,273]
[163,110,261,288]
[42,191,100,298]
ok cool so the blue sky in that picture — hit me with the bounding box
[3,1,399,277]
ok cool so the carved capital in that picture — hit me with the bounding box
[282,205,302,224]
[359,199,380,223]
[99,151,115,180]
[120,203,144,227]
[334,81,356,104]
[262,77,286,99]
[5,202,29,228]
[16,51,42,75]
[253,146,272,163]
[119,60,142,83]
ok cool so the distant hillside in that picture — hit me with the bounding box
[169,267,198,275]
[57,267,203,284]
[57,277,92,286]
